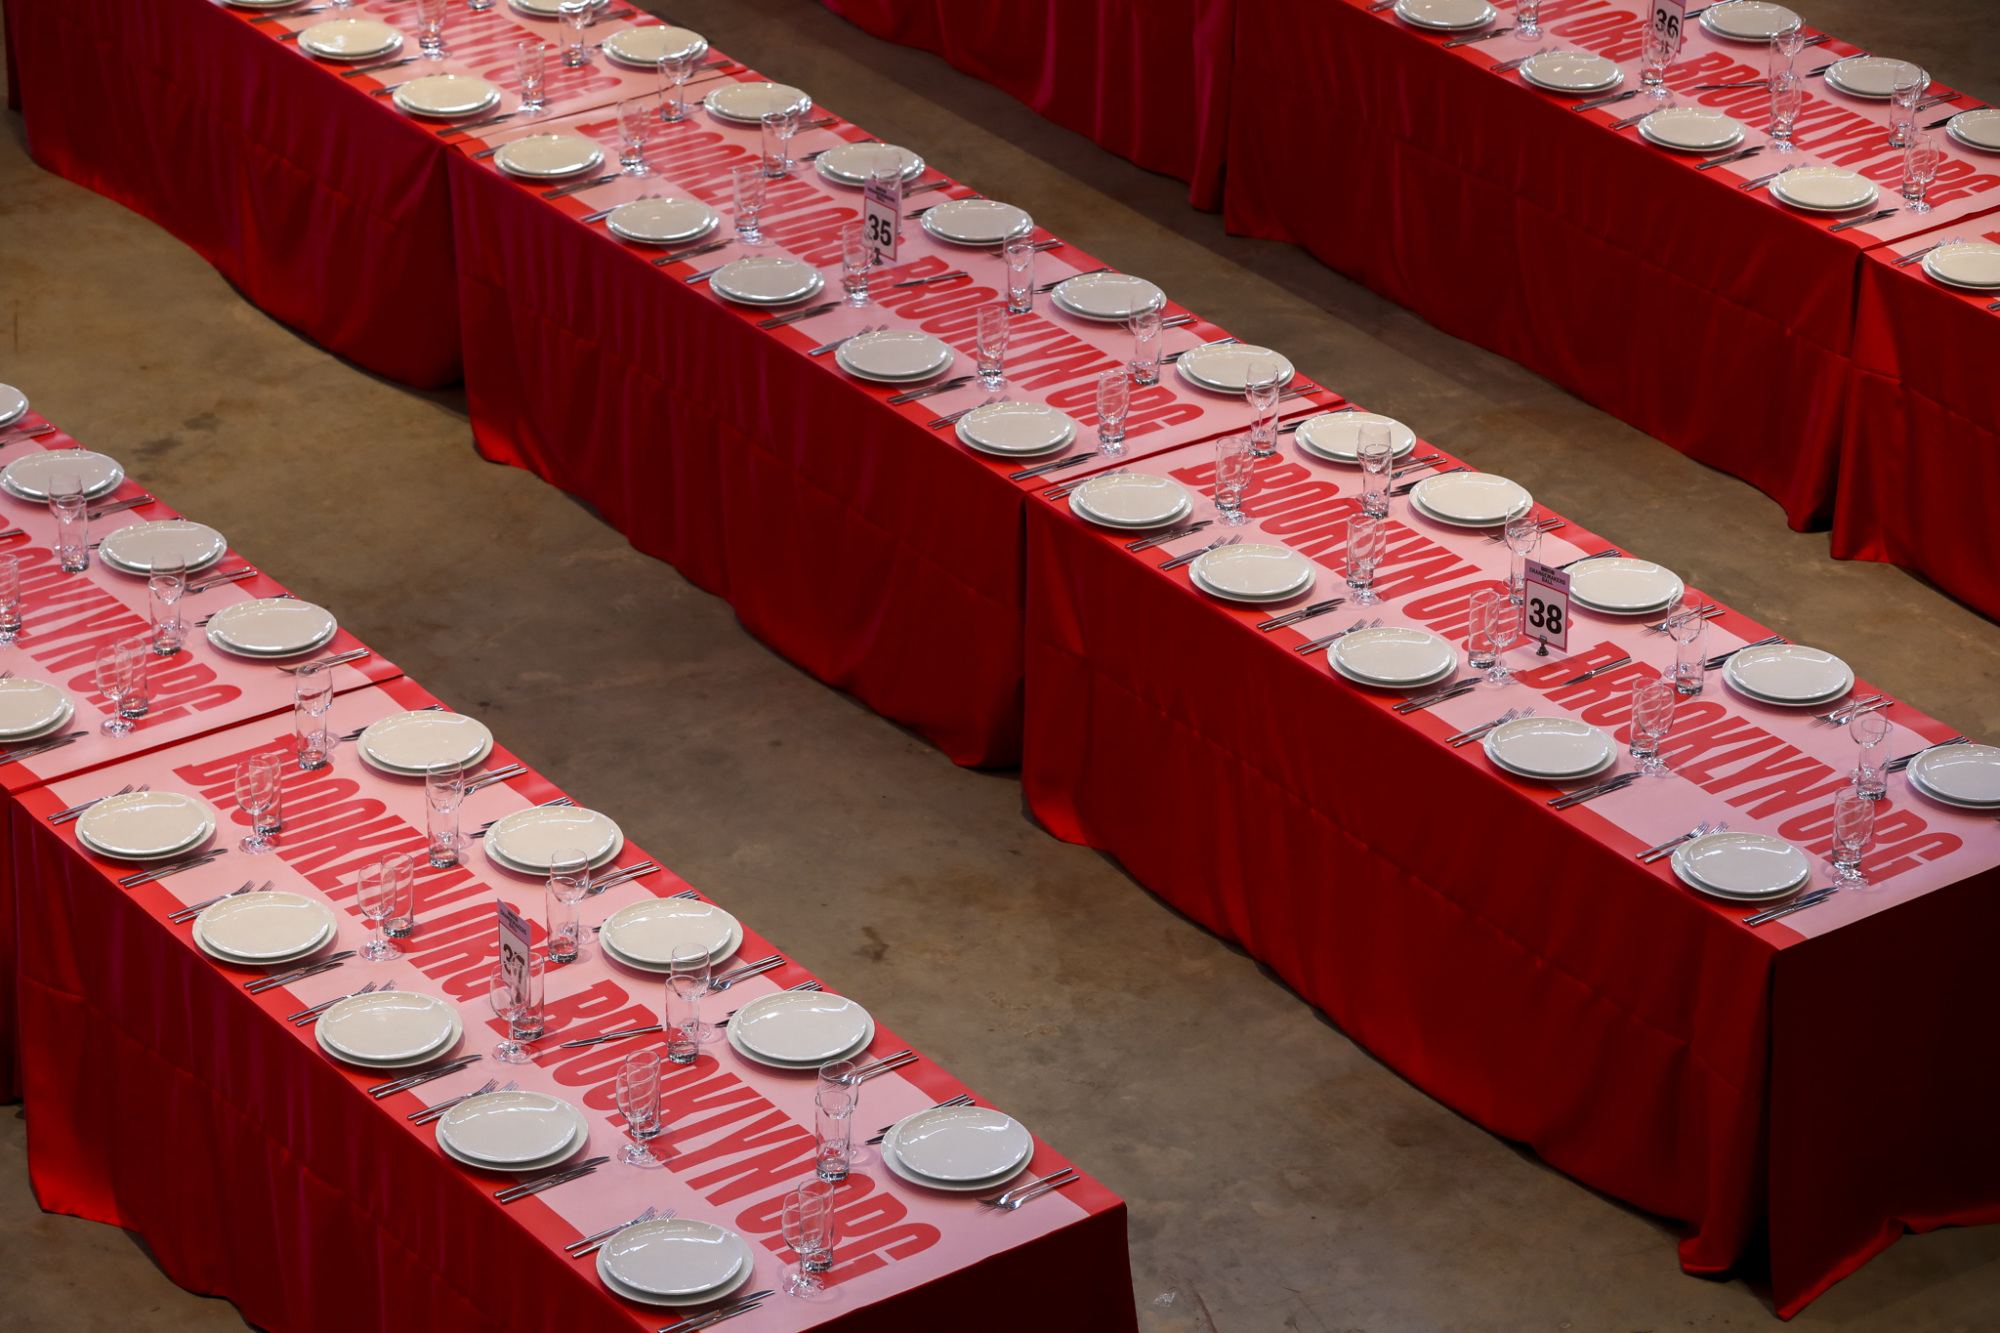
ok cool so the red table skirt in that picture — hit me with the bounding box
[1019,498,2000,1317]
[3,0,463,389]
[814,0,1235,211]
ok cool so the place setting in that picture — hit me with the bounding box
[725,989,875,1070]
[1188,543,1316,606]
[293,18,405,63]
[1767,165,1880,214]
[1048,272,1166,323]
[1328,625,1461,692]
[435,1088,590,1174]
[389,73,503,121]
[0,678,77,747]
[484,804,625,876]
[204,598,341,660]
[1392,0,1498,32]
[815,141,923,187]
[96,519,229,577]
[836,328,957,385]
[704,81,812,125]
[1902,742,2000,812]
[953,401,1079,458]
[598,896,744,974]
[1820,56,1921,100]
[1065,473,1196,531]
[1563,556,1686,617]
[1173,343,1294,395]
[1943,107,2000,153]
[494,134,607,182]
[919,198,1036,247]
[1481,715,1618,783]
[1407,471,1533,528]
[708,255,825,308]
[1697,1,1802,41]
[1721,642,1856,709]
[0,447,123,502]
[1292,411,1416,464]
[1517,51,1624,95]
[1918,240,2000,292]
[1636,107,1745,154]
[0,383,30,430]
[601,196,719,247]
[316,989,464,1070]
[75,789,220,863]
[600,23,708,70]
[878,1102,1038,1194]
[1668,830,1813,902]
[355,708,496,776]
[193,888,343,969]
[595,1216,759,1309]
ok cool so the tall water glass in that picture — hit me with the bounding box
[732,164,766,245]
[1850,710,1892,799]
[781,1181,838,1296]
[760,108,798,179]
[1004,237,1035,314]
[814,1096,854,1182]
[1514,0,1541,39]
[1467,588,1498,673]
[1670,612,1707,696]
[0,554,19,644]
[94,642,136,737]
[1129,308,1163,386]
[976,305,1010,390]
[1245,361,1283,458]
[615,1051,666,1168]
[1346,514,1385,606]
[515,41,548,114]
[417,0,448,58]
[488,955,545,1062]
[840,223,873,307]
[1830,787,1877,885]
[664,943,707,1064]
[657,51,697,122]
[617,96,656,174]
[1889,67,1931,149]
[1357,424,1393,518]
[355,859,407,961]
[294,662,334,770]
[1095,368,1130,456]
[147,559,184,656]
[1639,19,1678,99]
[1769,25,1807,73]
[1630,677,1677,776]
[1902,133,1940,213]
[1502,509,1542,603]
[235,753,280,852]
[1769,70,1803,152]
[1213,435,1255,525]
[546,846,590,964]
[49,474,88,573]
[557,0,590,67]
[116,633,150,721]
[426,762,465,868]
[381,850,418,940]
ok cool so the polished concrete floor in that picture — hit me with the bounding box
[5,1,2000,1329]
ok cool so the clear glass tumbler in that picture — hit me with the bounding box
[1769,70,1803,152]
[294,662,334,770]
[557,0,590,67]
[1467,588,1498,673]
[417,0,448,59]
[617,95,656,174]
[1850,710,1892,799]
[1245,361,1283,459]
[976,305,1010,390]
[1902,133,1940,213]
[148,559,185,656]
[840,223,873,307]
[235,753,281,852]
[1214,435,1255,526]
[546,845,590,964]
[1346,514,1385,606]
[1831,787,1877,885]
[657,51,697,122]
[116,634,150,721]
[0,554,20,644]
[49,473,88,573]
[1670,612,1707,696]
[664,944,708,1064]
[1357,425,1393,518]
[732,163,766,245]
[1630,677,1677,776]
[1129,308,1163,386]
[1514,0,1541,39]
[1095,368,1130,456]
[1004,237,1035,314]
[760,108,798,179]
[615,1051,666,1168]
[516,41,548,114]
[814,1096,854,1182]
[1502,509,1542,603]
[426,762,465,868]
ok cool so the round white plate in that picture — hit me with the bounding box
[836,329,954,382]
[606,197,719,246]
[1566,557,1686,613]
[196,891,336,960]
[1173,344,1295,394]
[1947,108,2000,152]
[319,991,457,1063]
[0,385,26,428]
[0,679,71,739]
[1672,832,1811,900]
[602,25,708,69]
[1393,0,1497,31]
[1411,472,1531,526]
[1520,51,1623,94]
[1293,412,1416,463]
[920,198,1034,246]
[298,19,402,61]
[815,142,924,186]
[1823,56,1920,100]
[205,599,339,658]
[440,1090,583,1165]
[1924,241,2000,290]
[198,916,332,968]
[880,1123,1032,1193]
[1,449,123,501]
[1332,627,1457,686]
[359,711,495,775]
[597,1230,754,1308]
[710,256,824,306]
[1050,273,1165,322]
[1068,473,1193,529]
[77,791,217,860]
[393,75,499,119]
[1483,716,1615,780]
[486,806,623,872]
[1772,166,1878,212]
[600,898,741,967]
[508,0,608,15]
[494,135,605,180]
[889,1105,1033,1182]
[724,1010,873,1069]
[1723,643,1854,704]
[704,81,811,125]
[602,1219,744,1297]
[319,1008,461,1071]
[1639,108,1743,152]
[1906,744,2000,808]
[956,402,1076,456]
[435,1096,583,1171]
[1698,0,1799,39]
[1190,544,1314,602]
[97,520,228,576]
[729,990,873,1065]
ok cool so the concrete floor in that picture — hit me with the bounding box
[5,0,2000,1328]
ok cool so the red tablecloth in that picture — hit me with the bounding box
[1020,431,2000,1316]
[814,0,1235,210]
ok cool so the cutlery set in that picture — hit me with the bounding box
[579,859,663,896]
[564,1205,668,1258]
[1703,634,1784,671]
[472,795,575,838]
[1637,820,1724,864]
[291,980,394,1024]
[1009,452,1093,482]
[1256,597,1346,632]
[1159,535,1239,572]
[169,880,268,923]
[979,1168,1079,1211]
[410,1078,511,1125]
[1811,694,1889,725]
[1,731,87,767]
[369,1053,482,1099]
[48,783,142,824]
[1743,886,1838,926]
[1555,656,1631,688]
[1886,736,1968,773]
[887,375,975,405]
[118,847,227,888]
[497,1156,610,1203]
[649,239,733,268]
[1548,772,1640,809]
[1830,209,1898,233]
[755,302,840,330]
[1395,677,1479,713]
[1389,464,1465,496]
[810,324,881,357]
[248,950,357,994]
[659,1292,773,1333]
[1296,617,1383,654]
[1446,707,1533,747]
[1643,604,1719,633]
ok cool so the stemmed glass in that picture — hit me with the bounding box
[664,943,709,1062]
[1346,514,1385,606]
[815,1060,859,1181]
[1502,508,1543,603]
[49,473,88,573]
[761,108,799,179]
[426,762,466,868]
[235,753,281,853]
[1004,237,1035,315]
[115,634,150,724]
[781,1180,838,1297]
[294,662,333,770]
[1902,134,1940,214]
[1213,435,1254,526]
[1356,424,1392,518]
[732,164,766,245]
[95,642,139,737]
[381,851,418,943]
[1484,595,1521,683]
[546,846,590,964]
[1639,17,1679,100]
[416,0,448,59]
[148,556,185,655]
[1850,710,1892,799]
[840,223,873,307]
[1244,361,1282,459]
[1630,677,1677,776]
[1095,369,1130,457]
[1769,71,1803,153]
[657,50,698,123]
[1830,788,1878,886]
[515,41,549,116]
[617,96,657,175]
[488,955,546,1064]
[355,858,408,961]
[1669,611,1707,696]
[1129,308,1163,386]
[976,305,1010,390]
[0,553,19,645]
[615,1051,666,1168]
[1890,66,1931,149]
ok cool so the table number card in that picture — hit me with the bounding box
[1651,0,1686,44]
[863,160,902,265]
[1522,559,1572,654]
[495,898,532,1003]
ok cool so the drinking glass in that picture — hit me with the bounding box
[488,955,545,1063]
[514,41,548,115]
[657,51,698,123]
[1850,710,1892,800]
[467,0,492,14]
[976,305,1010,390]
[1890,66,1931,149]
[1467,588,1498,673]
[1769,70,1803,153]
[1129,308,1163,387]
[94,642,136,737]
[760,108,799,179]
[840,223,873,307]
[615,1051,666,1168]
[781,1181,838,1296]
[1514,0,1541,39]
[234,753,281,853]
[1213,435,1255,526]
[1769,26,1807,73]
[1244,360,1282,459]
[814,1060,859,1179]
[1357,424,1393,519]
[1630,677,1677,776]
[1095,368,1130,456]
[1902,133,1940,213]
[1830,787,1877,885]
[355,859,407,961]
[1485,595,1522,683]
[1346,514,1385,606]
[49,473,88,573]
[417,0,448,59]
[381,850,418,940]
[1502,509,1542,603]
[1639,19,1679,100]
[617,96,656,174]
[732,164,766,245]
[664,943,708,1064]
[1000,236,1036,314]
[115,634,150,721]
[1670,612,1707,696]
[868,147,904,246]
[147,558,184,656]
[426,762,465,868]
[294,662,334,770]
[557,0,590,67]
[546,846,590,964]
[0,554,19,645]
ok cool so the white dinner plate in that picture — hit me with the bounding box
[709,256,824,306]
[600,1218,744,1297]
[194,891,337,960]
[1905,744,2000,808]
[880,1122,1032,1193]
[1823,56,1920,100]
[97,520,229,575]
[1050,273,1166,322]
[1566,557,1686,613]
[956,401,1076,456]
[1947,108,2000,152]
[1771,166,1878,213]
[1723,643,1854,705]
[1519,51,1623,94]
[439,1090,583,1165]
[704,82,811,125]
[1068,473,1193,529]
[814,142,924,185]
[602,25,708,69]
[507,0,607,14]
[597,1228,754,1308]
[605,197,718,246]
[393,75,498,119]
[1671,832,1811,900]
[1392,0,1498,31]
[1,449,123,501]
[436,1096,583,1172]
[0,680,72,740]
[297,19,402,61]
[1331,626,1457,686]
[836,329,954,382]
[1293,412,1416,463]
[728,990,873,1065]
[319,991,458,1064]
[198,917,332,969]
[1923,241,2000,290]
[1410,472,1531,526]
[205,599,339,658]
[486,806,624,872]
[599,898,741,967]
[889,1105,1034,1182]
[0,384,26,428]
[1698,1,1800,40]
[77,790,217,860]
[1190,544,1315,603]
[1639,108,1743,152]
[494,135,605,180]
[1483,716,1616,780]
[919,198,1035,246]
[358,710,495,775]
[1173,344,1295,394]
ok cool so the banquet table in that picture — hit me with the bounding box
[1019,423,2000,1317]
[12,673,1136,1333]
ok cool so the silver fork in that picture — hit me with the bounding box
[1296,617,1381,654]
[48,783,136,824]
[288,980,385,1023]
[565,1205,667,1257]
[1158,535,1238,571]
[1811,693,1883,724]
[980,1168,1080,1210]
[1637,820,1713,863]
[866,1093,973,1144]
[808,323,880,357]
[168,879,260,922]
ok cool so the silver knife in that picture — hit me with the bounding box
[1743,887,1838,925]
[1127,521,1212,553]
[1443,25,1513,45]
[441,110,518,137]
[1556,656,1632,687]
[542,173,620,201]
[496,1157,609,1201]
[1694,145,1763,171]
[1829,208,1898,233]
[650,239,732,268]
[1010,453,1093,481]
[1573,89,1642,112]
[369,1054,482,1098]
[756,302,841,329]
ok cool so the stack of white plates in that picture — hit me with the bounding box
[1670,831,1811,900]
[1067,473,1193,529]
[317,991,462,1069]
[297,19,403,61]
[97,520,228,576]
[880,1105,1035,1193]
[1823,56,1919,100]
[601,25,707,70]
[704,82,811,125]
[1409,472,1531,527]
[0,680,73,744]
[0,384,26,429]
[205,599,339,659]
[1906,743,2000,810]
[599,898,743,972]
[1191,544,1315,604]
[393,75,499,120]
[1923,241,2000,292]
[1293,412,1416,463]
[1565,557,1685,616]
[920,198,1034,246]
[1173,344,1294,394]
[485,805,624,874]
[836,329,954,383]
[0,449,122,501]
[597,1219,755,1309]
[1639,108,1743,152]
[606,197,718,246]
[358,710,495,775]
[194,890,337,966]
[1722,643,1854,707]
[436,1090,588,1171]
[709,256,824,307]
[1698,1,1800,40]
[494,136,605,181]
[1770,166,1878,213]
[1482,716,1616,781]
[1050,273,1165,322]
[815,142,924,186]
[1392,0,1497,31]
[77,791,217,861]
[1946,107,2000,152]
[1330,626,1458,690]
[955,401,1077,457]
[725,990,875,1069]
[1519,51,1622,95]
